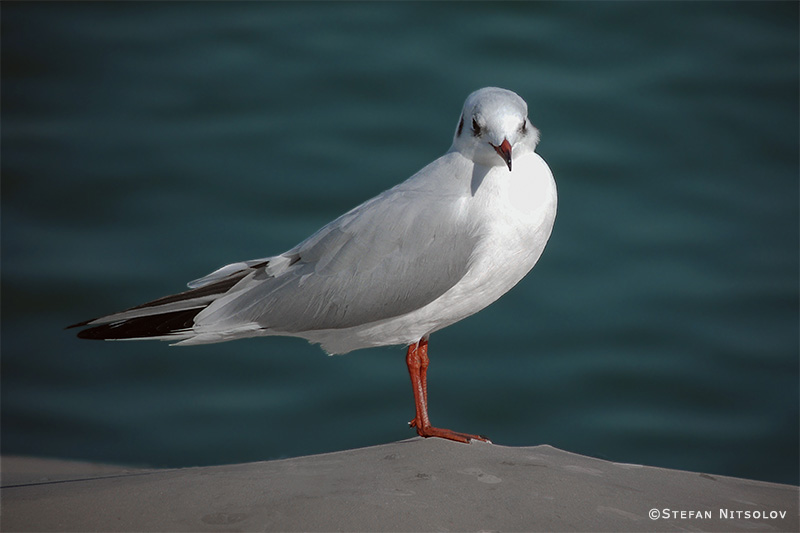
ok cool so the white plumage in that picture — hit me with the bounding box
[74,87,557,356]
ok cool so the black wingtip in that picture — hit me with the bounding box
[70,272,255,339]
[71,308,202,340]
[68,268,258,340]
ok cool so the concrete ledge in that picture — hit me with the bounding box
[2,438,797,532]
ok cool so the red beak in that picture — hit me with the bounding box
[492,138,513,171]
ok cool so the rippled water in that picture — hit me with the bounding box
[3,2,797,484]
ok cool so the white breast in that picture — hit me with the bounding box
[304,151,557,354]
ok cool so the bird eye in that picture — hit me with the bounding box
[471,117,482,136]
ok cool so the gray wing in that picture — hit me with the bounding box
[194,170,477,333]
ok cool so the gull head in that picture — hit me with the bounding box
[450,87,540,171]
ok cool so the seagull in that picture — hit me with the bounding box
[70,87,558,444]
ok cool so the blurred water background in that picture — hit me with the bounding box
[2,2,797,485]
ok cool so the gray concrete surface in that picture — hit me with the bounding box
[2,438,797,532]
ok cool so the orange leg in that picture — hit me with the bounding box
[406,337,491,444]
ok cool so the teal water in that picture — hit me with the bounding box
[2,2,797,484]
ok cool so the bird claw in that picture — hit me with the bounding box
[410,422,491,444]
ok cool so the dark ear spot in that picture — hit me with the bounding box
[471,117,482,136]
[520,119,528,134]
[457,115,464,136]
